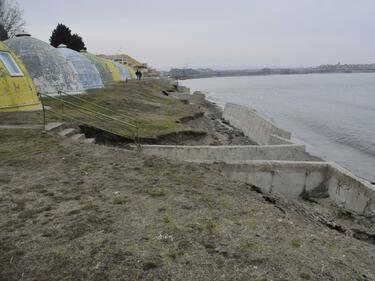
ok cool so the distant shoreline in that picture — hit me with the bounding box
[178,71,375,81]
[179,71,375,81]
[168,64,375,80]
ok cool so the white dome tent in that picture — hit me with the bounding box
[57,44,104,90]
[113,61,131,81]
[4,34,84,95]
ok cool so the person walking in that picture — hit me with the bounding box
[135,70,141,80]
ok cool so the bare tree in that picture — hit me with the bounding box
[0,0,26,39]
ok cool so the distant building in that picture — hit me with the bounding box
[97,54,152,75]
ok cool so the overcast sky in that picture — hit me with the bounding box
[18,0,375,70]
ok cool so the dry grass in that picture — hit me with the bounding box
[0,80,201,139]
[0,129,374,280]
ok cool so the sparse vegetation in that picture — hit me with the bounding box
[0,80,200,140]
[112,195,129,205]
[147,187,166,197]
[300,272,311,280]
[291,239,302,248]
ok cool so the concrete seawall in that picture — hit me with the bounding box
[138,99,375,217]
[221,160,375,217]
[140,144,310,162]
[223,103,292,145]
[140,142,375,216]
[269,134,295,145]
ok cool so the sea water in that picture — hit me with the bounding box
[182,73,375,182]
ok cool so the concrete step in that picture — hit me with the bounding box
[45,122,64,132]
[58,128,78,137]
[83,138,96,144]
[70,134,86,142]
[46,122,95,145]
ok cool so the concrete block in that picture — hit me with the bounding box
[58,128,77,137]
[223,103,292,145]
[271,170,306,199]
[45,122,63,132]
[246,171,273,193]
[84,138,96,144]
[139,145,309,163]
[270,134,295,145]
[70,134,85,141]
[305,171,327,192]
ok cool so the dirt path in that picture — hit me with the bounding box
[1,129,374,281]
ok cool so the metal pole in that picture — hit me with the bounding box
[59,91,64,122]
[38,92,46,131]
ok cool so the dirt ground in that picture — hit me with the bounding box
[1,129,375,281]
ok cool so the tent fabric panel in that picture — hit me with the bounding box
[57,47,104,90]
[0,42,41,112]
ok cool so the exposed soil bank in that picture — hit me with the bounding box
[168,90,256,146]
[80,124,208,146]
[1,129,375,280]
[74,83,257,146]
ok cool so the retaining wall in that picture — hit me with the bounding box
[140,144,310,162]
[138,101,375,217]
[269,134,295,145]
[221,160,375,217]
[223,103,292,145]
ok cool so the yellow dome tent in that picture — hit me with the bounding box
[0,42,41,112]
[102,58,122,82]
[126,65,137,79]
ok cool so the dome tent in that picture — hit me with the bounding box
[126,65,137,79]
[4,34,84,95]
[0,41,41,112]
[114,61,131,80]
[57,44,104,90]
[80,51,113,83]
[102,58,122,81]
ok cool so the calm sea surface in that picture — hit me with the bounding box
[182,73,375,182]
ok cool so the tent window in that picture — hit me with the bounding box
[0,51,24,77]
